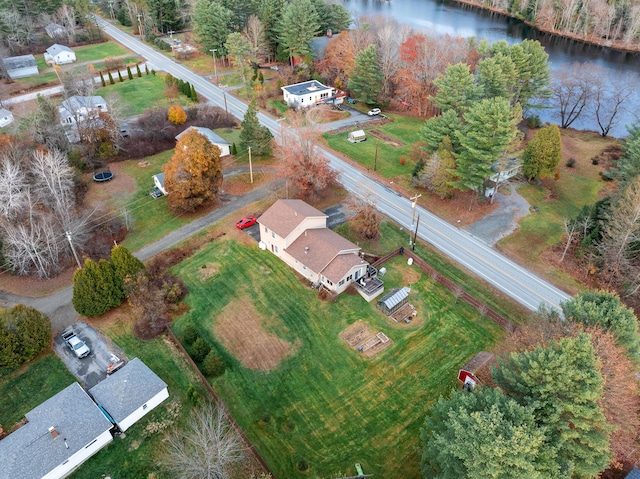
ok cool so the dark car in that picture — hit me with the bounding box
[236,217,257,229]
[347,97,356,104]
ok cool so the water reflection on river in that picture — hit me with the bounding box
[342,0,640,137]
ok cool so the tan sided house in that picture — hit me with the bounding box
[259,199,383,298]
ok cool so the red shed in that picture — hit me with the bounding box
[458,351,494,389]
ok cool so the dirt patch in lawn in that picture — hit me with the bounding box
[307,105,350,123]
[402,268,422,285]
[83,162,137,209]
[339,320,393,358]
[214,295,298,370]
[368,129,405,147]
[222,170,275,196]
[198,263,219,281]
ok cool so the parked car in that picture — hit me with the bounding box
[367,108,381,116]
[62,329,91,359]
[236,217,257,229]
[270,65,279,71]
[347,97,356,104]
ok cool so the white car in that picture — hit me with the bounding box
[367,108,381,116]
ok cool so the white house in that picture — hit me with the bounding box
[58,95,108,125]
[89,358,169,432]
[3,54,38,79]
[153,172,167,195]
[175,126,231,156]
[0,382,114,479]
[44,44,76,65]
[0,108,14,127]
[485,157,522,197]
[281,80,334,108]
[259,199,380,296]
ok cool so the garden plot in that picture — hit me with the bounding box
[339,320,392,358]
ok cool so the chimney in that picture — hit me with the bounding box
[294,211,298,216]
[305,246,309,254]
[49,427,59,438]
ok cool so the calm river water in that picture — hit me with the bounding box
[342,0,640,137]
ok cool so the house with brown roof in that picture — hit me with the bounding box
[259,199,382,298]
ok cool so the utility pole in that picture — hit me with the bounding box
[248,146,253,184]
[136,12,143,39]
[221,85,228,115]
[412,214,420,251]
[410,194,421,226]
[210,49,218,84]
[373,137,379,171]
[66,231,82,269]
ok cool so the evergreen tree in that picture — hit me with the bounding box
[100,71,106,87]
[327,3,351,32]
[118,70,124,82]
[145,64,150,75]
[433,63,479,116]
[73,258,124,317]
[232,142,238,155]
[348,44,383,105]
[190,85,198,102]
[421,388,550,479]
[421,109,463,153]
[277,0,321,63]
[0,305,51,368]
[454,97,519,195]
[561,290,640,355]
[259,0,286,58]
[493,334,612,478]
[476,53,518,103]
[202,349,226,377]
[111,245,145,294]
[136,64,142,77]
[108,71,114,85]
[240,101,273,156]
[194,0,234,55]
[127,65,133,80]
[607,123,640,183]
[522,124,562,180]
[0,323,21,369]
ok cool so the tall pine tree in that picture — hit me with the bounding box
[277,0,320,64]
[348,44,383,105]
[240,101,273,156]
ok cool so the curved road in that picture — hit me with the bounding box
[2,18,570,328]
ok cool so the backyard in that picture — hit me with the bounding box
[171,221,511,478]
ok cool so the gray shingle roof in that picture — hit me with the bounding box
[62,95,106,112]
[176,126,231,145]
[89,358,167,425]
[2,54,37,71]
[0,382,113,479]
[281,80,332,96]
[46,43,73,56]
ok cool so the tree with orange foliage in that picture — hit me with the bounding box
[168,104,187,125]
[276,113,337,200]
[316,31,359,89]
[163,129,222,213]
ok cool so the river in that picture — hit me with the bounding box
[342,0,640,138]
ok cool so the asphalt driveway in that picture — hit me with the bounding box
[53,321,127,389]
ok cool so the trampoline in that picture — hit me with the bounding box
[93,170,114,182]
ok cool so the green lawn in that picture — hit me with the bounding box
[119,150,198,252]
[95,73,194,117]
[73,42,131,63]
[70,317,208,479]
[171,232,506,478]
[0,352,76,428]
[324,114,424,178]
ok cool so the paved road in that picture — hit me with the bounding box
[93,17,571,313]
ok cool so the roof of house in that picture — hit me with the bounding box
[285,228,360,278]
[176,126,231,145]
[89,358,168,425]
[320,251,365,283]
[0,108,13,118]
[0,382,113,479]
[626,468,640,479]
[259,199,328,239]
[153,172,165,184]
[378,287,411,310]
[2,54,37,71]
[45,23,66,38]
[46,43,74,56]
[61,95,106,112]
[281,80,332,96]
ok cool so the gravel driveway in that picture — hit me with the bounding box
[466,184,531,245]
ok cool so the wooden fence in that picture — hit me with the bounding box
[165,328,274,477]
[374,247,516,333]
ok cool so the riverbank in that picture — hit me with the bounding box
[451,0,640,54]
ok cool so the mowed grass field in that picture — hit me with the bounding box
[172,234,504,478]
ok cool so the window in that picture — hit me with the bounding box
[271,232,275,238]
[275,246,278,253]
[264,226,268,233]
[339,280,344,286]
[347,275,352,282]
[303,265,306,270]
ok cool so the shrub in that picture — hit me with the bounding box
[127,65,133,80]
[592,157,600,165]
[186,383,202,405]
[202,350,226,377]
[108,71,114,85]
[99,71,106,87]
[136,64,142,77]
[145,64,149,75]
[296,458,308,471]
[527,115,541,128]
[105,57,124,70]
[232,143,238,155]
[168,104,187,124]
[118,70,123,82]
[191,337,211,362]
[154,37,172,51]
[164,73,175,86]
[183,324,198,345]
[399,157,406,166]
[566,157,576,168]
[0,305,52,369]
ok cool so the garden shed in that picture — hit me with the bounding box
[377,287,411,315]
[348,130,366,143]
[458,351,495,389]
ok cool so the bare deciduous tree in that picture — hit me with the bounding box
[552,62,593,128]
[242,15,268,62]
[160,402,247,479]
[0,155,28,219]
[56,4,77,44]
[592,70,636,137]
[346,195,381,239]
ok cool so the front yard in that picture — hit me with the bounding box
[171,222,509,478]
